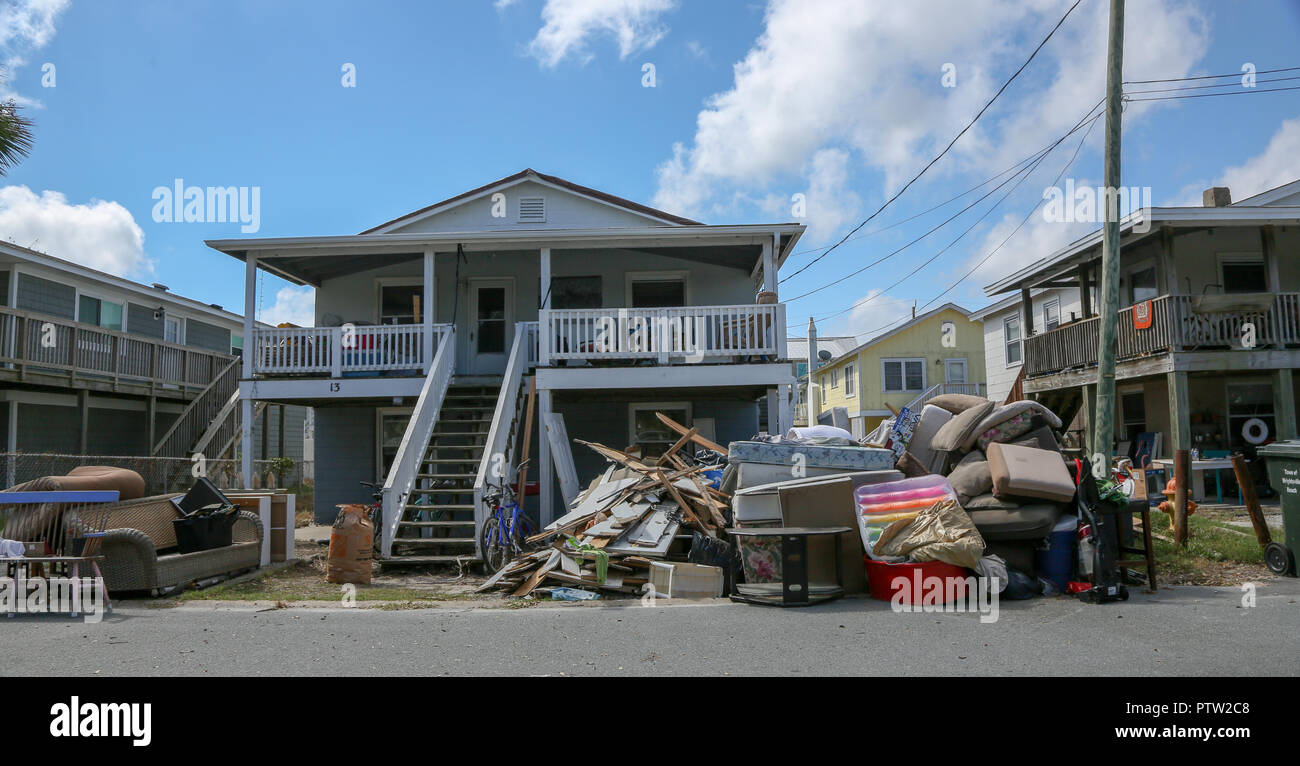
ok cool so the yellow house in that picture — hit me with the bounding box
[810,303,986,437]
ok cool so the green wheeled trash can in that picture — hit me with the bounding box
[1256,440,1300,576]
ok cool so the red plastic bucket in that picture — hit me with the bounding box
[863,557,972,603]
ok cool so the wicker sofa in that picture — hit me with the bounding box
[99,493,263,596]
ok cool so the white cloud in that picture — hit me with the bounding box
[260,285,315,327]
[524,0,676,68]
[0,0,69,104]
[654,0,1208,235]
[823,288,916,340]
[0,185,152,277]
[1208,115,1300,203]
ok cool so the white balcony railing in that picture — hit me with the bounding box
[539,304,786,366]
[251,324,452,377]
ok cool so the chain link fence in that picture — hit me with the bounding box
[0,453,314,515]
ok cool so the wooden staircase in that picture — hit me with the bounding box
[385,381,502,565]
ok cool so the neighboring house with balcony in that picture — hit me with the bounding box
[205,169,803,564]
[980,181,1300,463]
[787,333,855,427]
[0,240,306,484]
[807,303,986,438]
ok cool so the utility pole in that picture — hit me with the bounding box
[806,317,819,427]
[1092,0,1124,467]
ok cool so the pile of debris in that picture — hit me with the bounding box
[477,415,731,598]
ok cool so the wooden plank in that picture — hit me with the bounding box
[654,412,727,455]
[1173,448,1190,547]
[655,427,698,467]
[1231,453,1271,546]
[544,411,581,505]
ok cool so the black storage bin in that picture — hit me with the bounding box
[171,477,233,516]
[172,513,237,553]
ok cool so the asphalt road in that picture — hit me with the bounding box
[4,580,1298,676]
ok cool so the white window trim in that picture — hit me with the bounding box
[374,277,424,325]
[881,357,927,394]
[628,401,692,448]
[164,315,185,346]
[1216,252,1267,293]
[1042,298,1060,331]
[1003,314,1023,368]
[844,363,856,397]
[624,270,691,307]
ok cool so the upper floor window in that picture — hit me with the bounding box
[1219,254,1267,294]
[1128,266,1158,304]
[844,363,856,396]
[79,295,123,331]
[380,283,422,325]
[165,317,182,344]
[1042,299,1060,332]
[882,358,925,393]
[830,368,839,389]
[1004,315,1022,365]
[629,275,686,308]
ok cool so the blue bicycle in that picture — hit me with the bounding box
[479,460,534,573]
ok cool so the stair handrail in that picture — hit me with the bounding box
[380,327,456,558]
[151,356,243,457]
[474,322,534,558]
[902,381,989,413]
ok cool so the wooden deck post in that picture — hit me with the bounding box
[1166,370,1191,452]
[1230,453,1271,547]
[1173,448,1190,546]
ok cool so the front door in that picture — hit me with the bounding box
[467,279,513,375]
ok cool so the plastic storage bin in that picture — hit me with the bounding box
[649,561,725,598]
[855,475,958,557]
[863,558,971,603]
[1035,514,1078,590]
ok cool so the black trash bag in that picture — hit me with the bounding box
[688,532,741,595]
[1003,568,1043,600]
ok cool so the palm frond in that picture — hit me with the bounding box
[0,100,34,175]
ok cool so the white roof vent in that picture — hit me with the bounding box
[518,196,546,223]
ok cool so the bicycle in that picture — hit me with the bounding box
[360,480,384,556]
[479,461,534,574]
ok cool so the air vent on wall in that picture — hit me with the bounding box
[518,196,546,223]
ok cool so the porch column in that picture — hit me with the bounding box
[539,248,551,365]
[243,254,257,379]
[538,388,554,526]
[766,387,779,436]
[762,236,777,294]
[1261,225,1280,294]
[1274,368,1297,442]
[422,248,435,372]
[1167,371,1191,456]
[240,396,253,489]
[1160,226,1179,296]
[778,383,792,436]
[1079,264,1092,319]
[1021,289,1034,336]
[78,390,89,454]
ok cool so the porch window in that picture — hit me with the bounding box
[844,363,856,397]
[882,358,925,393]
[79,295,123,331]
[379,284,423,325]
[629,275,686,307]
[165,317,182,345]
[1227,383,1274,451]
[629,402,690,458]
[1120,390,1145,441]
[549,275,602,309]
[1042,299,1061,332]
[1128,266,1158,304]
[1219,255,1268,294]
[1004,315,1022,365]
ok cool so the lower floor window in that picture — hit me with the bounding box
[629,402,690,458]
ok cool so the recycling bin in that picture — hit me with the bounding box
[1256,440,1300,576]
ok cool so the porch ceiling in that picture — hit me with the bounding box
[207,225,805,287]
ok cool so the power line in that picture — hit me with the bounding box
[790,98,1105,307]
[1123,64,1300,85]
[835,105,1101,339]
[1125,84,1300,102]
[780,0,1086,283]
[1123,74,1300,95]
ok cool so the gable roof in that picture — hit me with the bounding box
[360,168,703,234]
[818,303,975,368]
[1233,178,1300,207]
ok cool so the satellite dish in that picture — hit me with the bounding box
[818,350,832,361]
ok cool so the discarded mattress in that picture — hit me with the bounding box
[727,441,895,471]
[986,442,1076,503]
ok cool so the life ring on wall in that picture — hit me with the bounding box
[1242,417,1269,445]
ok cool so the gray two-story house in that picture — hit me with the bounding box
[207,169,803,564]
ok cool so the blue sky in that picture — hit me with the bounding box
[3,0,1299,337]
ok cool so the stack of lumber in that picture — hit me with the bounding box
[478,422,730,597]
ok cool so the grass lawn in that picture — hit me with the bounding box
[1145,508,1281,586]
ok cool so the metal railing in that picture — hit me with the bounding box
[251,323,452,377]
[902,382,988,413]
[539,303,786,365]
[1024,293,1300,377]
[0,306,231,396]
[379,327,456,558]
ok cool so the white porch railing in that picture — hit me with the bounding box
[473,321,538,558]
[903,382,988,413]
[380,327,456,558]
[539,304,786,365]
[251,324,451,377]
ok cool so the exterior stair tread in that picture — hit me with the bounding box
[398,520,475,528]
[380,555,479,564]
[391,537,476,545]
[405,503,474,511]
